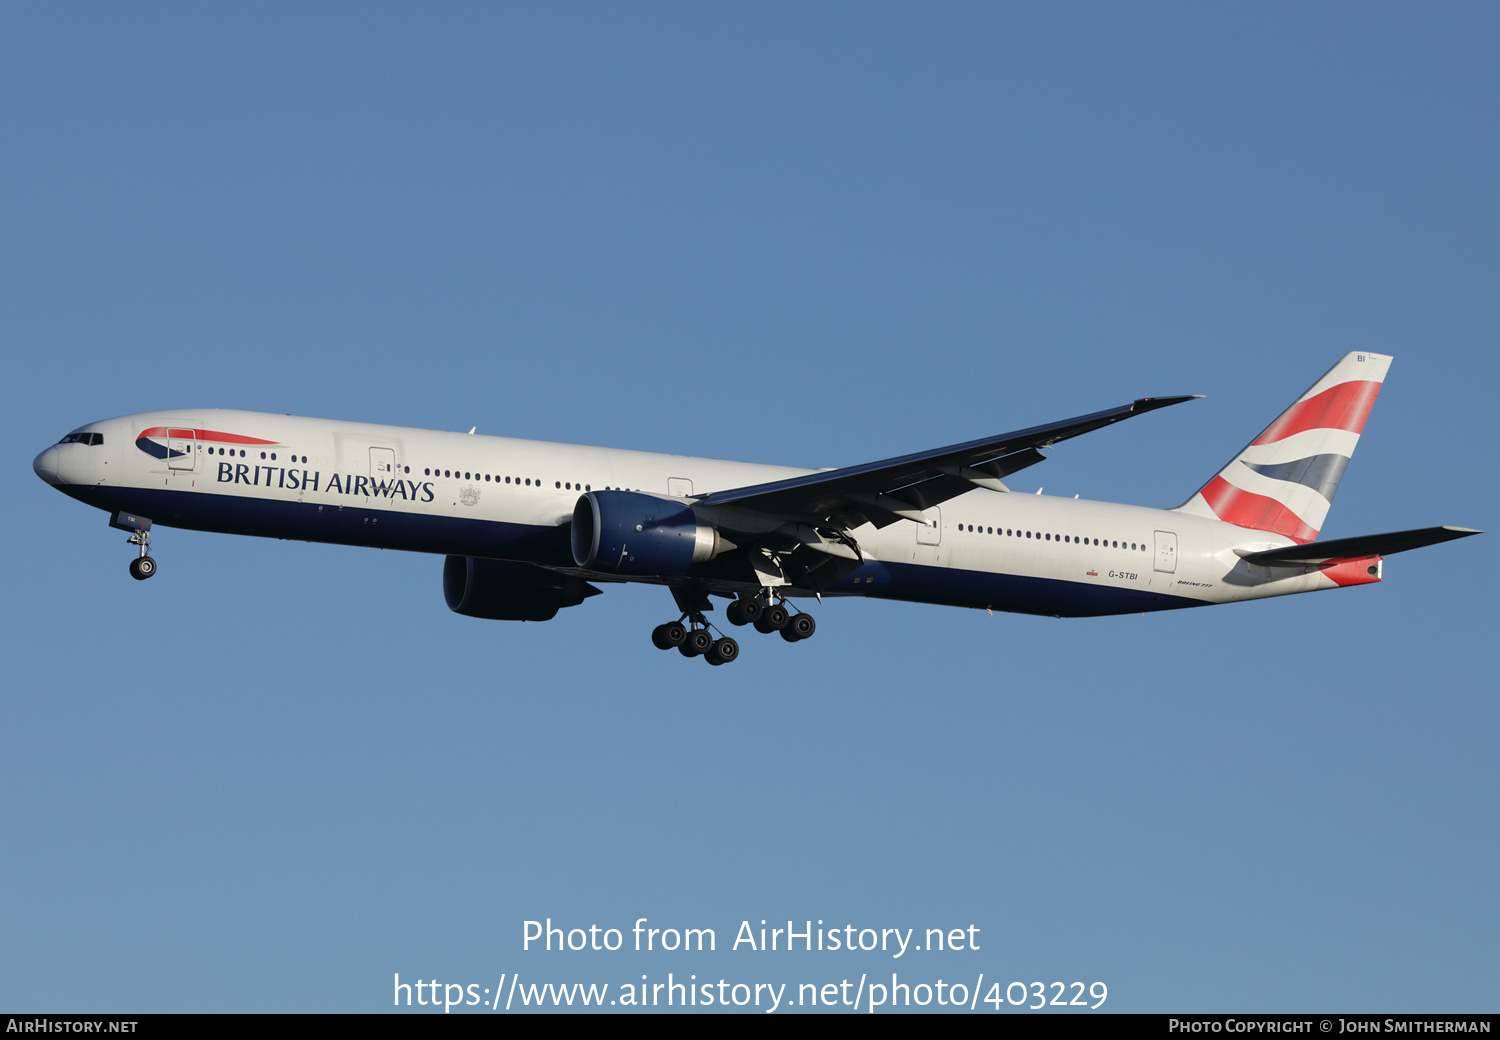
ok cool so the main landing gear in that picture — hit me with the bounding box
[650,592,816,665]
[727,593,816,643]
[651,618,739,666]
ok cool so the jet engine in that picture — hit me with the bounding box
[443,556,598,621]
[570,490,731,576]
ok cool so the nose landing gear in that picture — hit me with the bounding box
[110,511,158,581]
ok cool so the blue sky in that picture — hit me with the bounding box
[2,3,1495,1013]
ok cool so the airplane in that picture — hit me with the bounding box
[32,351,1479,665]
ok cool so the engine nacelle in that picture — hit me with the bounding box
[571,490,728,575]
[443,556,597,621]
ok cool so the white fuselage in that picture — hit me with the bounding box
[34,409,1367,619]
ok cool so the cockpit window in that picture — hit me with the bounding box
[58,433,104,445]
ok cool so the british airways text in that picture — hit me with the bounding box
[216,462,435,502]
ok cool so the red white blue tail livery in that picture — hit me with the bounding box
[1176,352,1389,543]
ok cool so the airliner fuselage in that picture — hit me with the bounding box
[32,354,1477,664]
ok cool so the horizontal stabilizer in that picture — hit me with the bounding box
[1237,525,1481,565]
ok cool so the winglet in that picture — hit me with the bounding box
[1132,394,1204,414]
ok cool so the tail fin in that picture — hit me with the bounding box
[1175,352,1392,543]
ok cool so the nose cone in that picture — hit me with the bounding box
[33,445,62,485]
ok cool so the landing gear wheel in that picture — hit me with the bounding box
[781,613,816,642]
[754,603,789,634]
[652,621,687,650]
[129,556,157,581]
[706,636,739,666]
[679,629,714,658]
[726,598,763,626]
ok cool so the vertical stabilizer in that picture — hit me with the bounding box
[1175,352,1392,543]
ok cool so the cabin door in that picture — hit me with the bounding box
[916,507,942,545]
[370,447,397,480]
[168,428,196,471]
[1154,530,1178,573]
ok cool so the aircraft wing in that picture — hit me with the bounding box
[699,395,1201,529]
